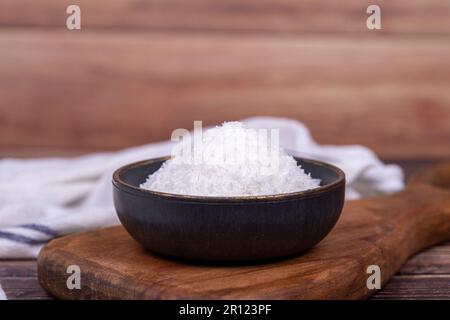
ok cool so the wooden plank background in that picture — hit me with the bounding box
[0,1,449,159]
[1,0,450,35]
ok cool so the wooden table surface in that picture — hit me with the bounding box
[1,159,449,300]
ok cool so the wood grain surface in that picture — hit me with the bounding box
[1,30,450,158]
[0,261,52,300]
[2,159,449,300]
[6,241,450,300]
[1,0,450,36]
[36,163,450,299]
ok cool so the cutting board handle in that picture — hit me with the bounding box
[407,162,450,190]
[373,161,450,272]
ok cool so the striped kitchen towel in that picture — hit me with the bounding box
[0,284,6,300]
[0,141,173,259]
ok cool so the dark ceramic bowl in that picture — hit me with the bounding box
[113,157,345,262]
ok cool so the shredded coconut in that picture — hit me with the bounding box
[140,122,320,196]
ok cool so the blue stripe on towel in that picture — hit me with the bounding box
[18,223,59,237]
[0,230,49,245]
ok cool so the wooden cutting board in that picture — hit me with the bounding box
[37,163,450,299]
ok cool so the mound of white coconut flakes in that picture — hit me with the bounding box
[140,122,320,197]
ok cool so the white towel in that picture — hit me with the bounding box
[0,284,6,300]
[0,117,404,260]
